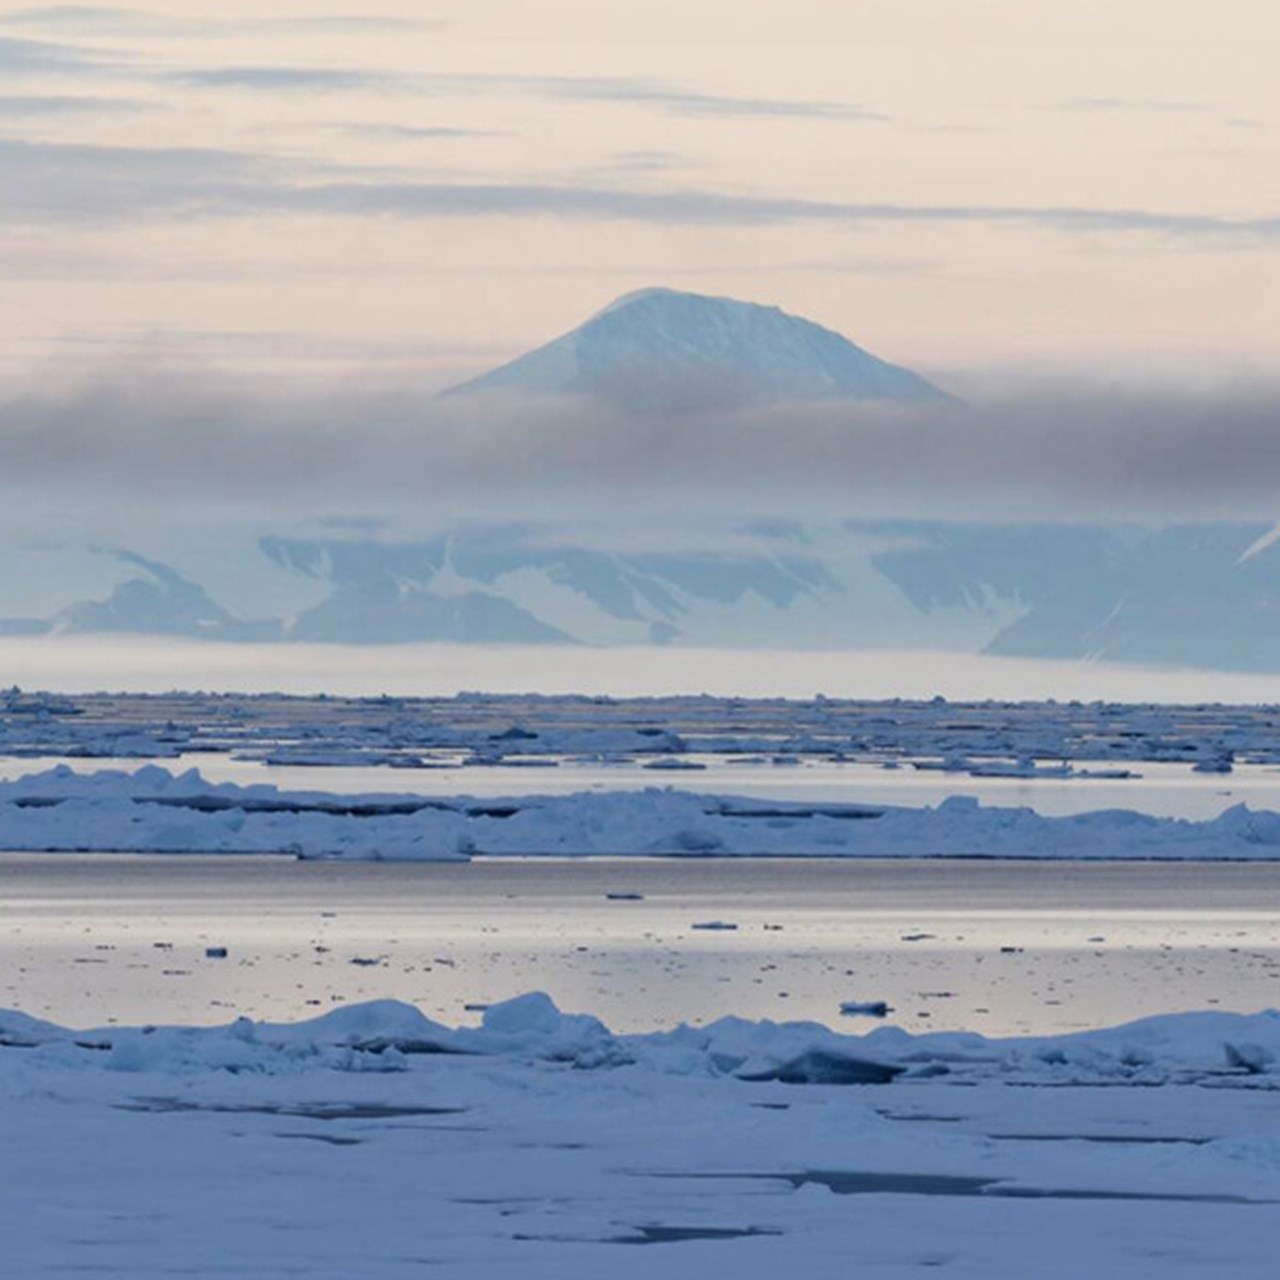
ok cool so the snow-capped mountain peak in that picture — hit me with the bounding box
[442,287,949,408]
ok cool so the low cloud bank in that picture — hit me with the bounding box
[1,370,1278,524]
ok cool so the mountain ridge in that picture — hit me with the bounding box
[6,521,1280,670]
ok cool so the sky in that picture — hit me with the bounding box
[1,0,1279,536]
[1,0,1278,392]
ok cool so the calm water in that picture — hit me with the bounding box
[4,855,1279,1037]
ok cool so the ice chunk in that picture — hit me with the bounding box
[840,1001,891,1018]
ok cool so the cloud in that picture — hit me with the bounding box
[258,16,440,34]
[25,325,503,369]
[221,181,1280,244]
[1,135,1278,246]
[331,123,500,140]
[0,93,156,117]
[0,136,282,222]
[2,7,435,35]
[175,66,397,92]
[3,370,1280,525]
[171,64,886,121]
[519,75,887,120]
[596,149,688,174]
[0,6,135,27]
[0,33,114,73]
[0,246,937,284]
[1049,97,1217,114]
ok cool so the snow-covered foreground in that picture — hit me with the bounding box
[4,993,1280,1278]
[9,764,1280,860]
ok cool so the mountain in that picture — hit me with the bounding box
[441,287,949,409]
[8,520,1280,669]
[261,538,573,645]
[0,551,274,642]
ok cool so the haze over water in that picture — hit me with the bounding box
[7,638,1280,703]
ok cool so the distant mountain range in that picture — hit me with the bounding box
[4,520,1280,671]
[442,288,950,409]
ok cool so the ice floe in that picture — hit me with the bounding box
[5,992,1280,1087]
[6,764,1280,860]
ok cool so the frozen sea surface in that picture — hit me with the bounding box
[5,687,1280,822]
[0,753,1267,820]
[3,684,1280,1275]
[5,989,1280,1279]
[4,854,1279,1035]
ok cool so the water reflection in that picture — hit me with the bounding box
[3,855,1278,1037]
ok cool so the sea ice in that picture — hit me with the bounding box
[7,764,1280,860]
